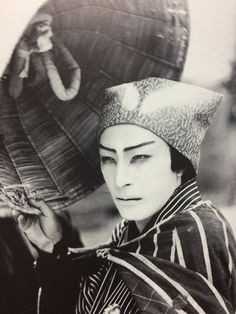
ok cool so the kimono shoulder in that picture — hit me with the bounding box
[108,202,236,313]
[169,201,236,255]
[163,201,236,311]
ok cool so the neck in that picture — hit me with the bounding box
[135,217,151,233]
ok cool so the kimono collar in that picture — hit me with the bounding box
[145,178,201,228]
[126,178,201,240]
[70,179,202,257]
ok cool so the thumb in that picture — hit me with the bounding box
[17,213,32,232]
[28,198,53,217]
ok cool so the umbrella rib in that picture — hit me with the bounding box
[54,29,182,70]
[77,96,101,116]
[51,4,168,23]
[0,91,38,187]
[92,70,120,85]
[33,88,102,178]
[17,105,63,194]
[1,142,22,186]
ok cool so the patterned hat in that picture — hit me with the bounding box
[98,77,223,172]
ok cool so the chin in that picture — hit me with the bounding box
[116,207,137,221]
[116,205,153,222]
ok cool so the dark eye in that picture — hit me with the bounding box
[131,155,151,163]
[100,156,116,164]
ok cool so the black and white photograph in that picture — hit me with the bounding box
[0,1,236,313]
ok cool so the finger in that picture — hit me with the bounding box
[17,214,31,231]
[11,205,41,216]
[28,198,53,217]
[12,208,21,219]
[12,209,26,227]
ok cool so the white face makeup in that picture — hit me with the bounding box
[99,125,182,232]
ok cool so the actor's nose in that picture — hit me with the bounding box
[115,163,133,188]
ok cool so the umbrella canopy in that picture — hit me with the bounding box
[0,0,189,210]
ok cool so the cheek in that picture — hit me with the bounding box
[101,166,115,190]
[139,160,176,196]
[140,159,170,183]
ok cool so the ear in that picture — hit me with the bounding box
[176,170,184,177]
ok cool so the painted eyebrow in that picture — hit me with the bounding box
[99,141,155,153]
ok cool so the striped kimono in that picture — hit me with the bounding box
[37,179,236,314]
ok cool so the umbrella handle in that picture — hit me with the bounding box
[42,47,81,101]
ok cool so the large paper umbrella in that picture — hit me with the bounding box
[0,0,189,210]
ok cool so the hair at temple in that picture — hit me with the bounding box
[169,145,196,183]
